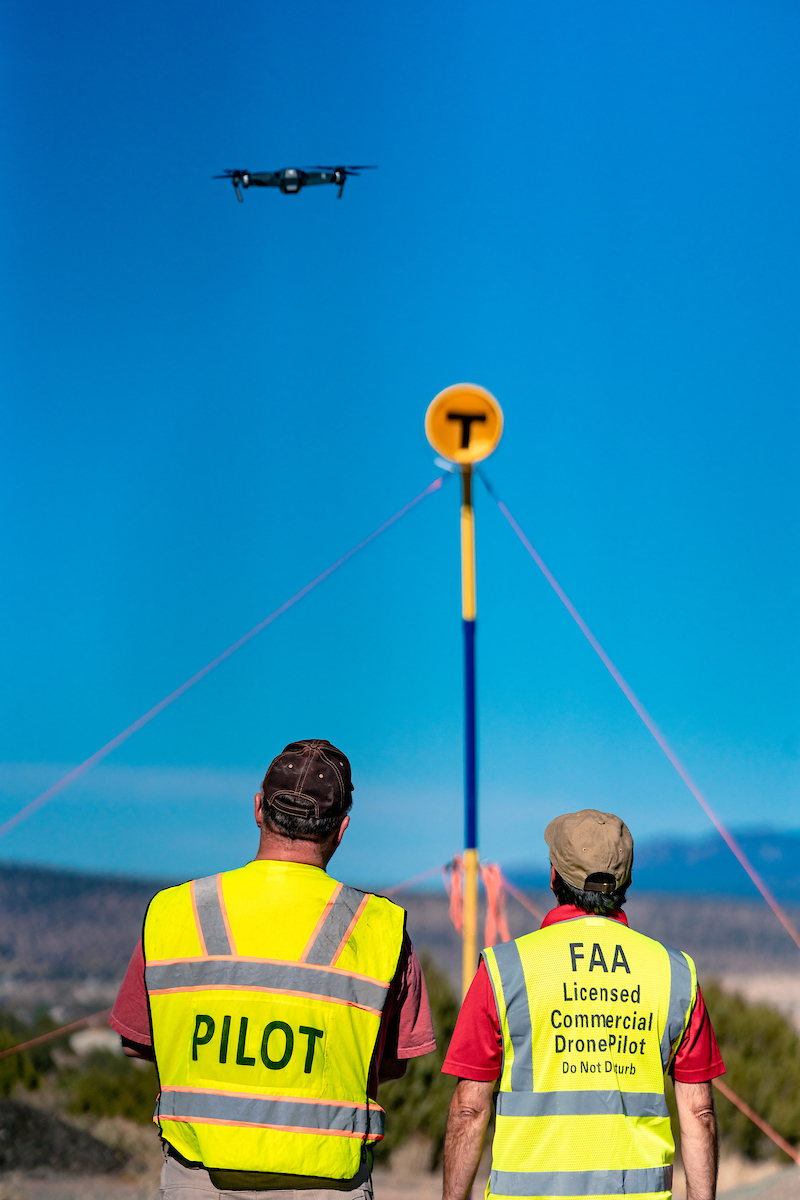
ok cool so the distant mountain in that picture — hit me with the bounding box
[507,829,800,899]
[0,862,171,1021]
[0,856,797,1027]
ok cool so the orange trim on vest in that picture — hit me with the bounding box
[147,983,383,1013]
[162,1086,376,1109]
[159,1115,371,1138]
[145,955,390,988]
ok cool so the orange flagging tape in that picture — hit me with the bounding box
[480,862,511,945]
[444,856,465,936]
[0,1008,112,1061]
[0,477,446,843]
[443,858,530,946]
[491,491,800,956]
[713,1078,800,1164]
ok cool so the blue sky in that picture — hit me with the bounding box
[1,0,797,885]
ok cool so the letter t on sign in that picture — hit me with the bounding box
[447,411,486,449]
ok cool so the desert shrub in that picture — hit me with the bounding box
[374,955,461,1168]
[0,1011,55,1096]
[702,981,800,1161]
[61,1049,159,1124]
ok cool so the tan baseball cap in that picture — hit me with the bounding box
[544,809,633,893]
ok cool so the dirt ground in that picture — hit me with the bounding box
[0,1139,794,1200]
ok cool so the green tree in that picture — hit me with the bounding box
[61,1048,159,1124]
[0,1011,55,1096]
[702,981,800,1161]
[375,955,460,1168]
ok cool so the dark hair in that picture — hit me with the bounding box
[554,872,630,916]
[260,795,352,844]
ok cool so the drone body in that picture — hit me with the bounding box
[213,166,377,201]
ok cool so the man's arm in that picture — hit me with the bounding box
[109,940,155,1061]
[675,1080,718,1200]
[374,937,435,1092]
[378,1057,407,1083]
[443,1079,494,1200]
[121,1036,155,1062]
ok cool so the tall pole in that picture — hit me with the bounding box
[424,383,503,1000]
[460,463,479,999]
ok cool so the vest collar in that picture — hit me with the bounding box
[540,903,629,930]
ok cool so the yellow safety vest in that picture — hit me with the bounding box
[483,914,697,1200]
[143,860,406,1178]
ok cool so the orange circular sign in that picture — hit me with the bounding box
[425,383,503,464]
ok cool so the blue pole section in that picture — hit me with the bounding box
[460,464,479,997]
[463,617,477,850]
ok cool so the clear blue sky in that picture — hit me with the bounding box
[1,0,797,885]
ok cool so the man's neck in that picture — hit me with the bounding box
[541,902,629,929]
[253,835,330,870]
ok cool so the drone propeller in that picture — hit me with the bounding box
[212,170,247,201]
[309,165,378,174]
[307,165,378,197]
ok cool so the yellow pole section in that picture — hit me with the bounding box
[460,474,477,620]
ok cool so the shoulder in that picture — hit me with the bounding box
[634,930,697,977]
[145,878,195,921]
[358,890,407,946]
[354,887,406,923]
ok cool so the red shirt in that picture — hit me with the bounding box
[111,931,435,1096]
[442,904,725,1084]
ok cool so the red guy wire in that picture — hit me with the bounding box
[492,495,800,955]
[713,1078,800,1164]
[0,1009,112,1061]
[0,478,445,842]
[502,873,547,923]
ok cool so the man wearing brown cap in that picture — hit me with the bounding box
[442,809,724,1200]
[110,739,435,1197]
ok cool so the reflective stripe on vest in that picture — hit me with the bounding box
[490,1165,674,1197]
[159,1087,384,1139]
[484,916,697,1200]
[146,959,388,1012]
[496,1091,669,1118]
[301,884,370,966]
[192,875,235,956]
[493,941,534,1091]
[660,944,694,1071]
[144,862,405,1179]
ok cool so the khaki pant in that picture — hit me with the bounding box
[156,1151,374,1199]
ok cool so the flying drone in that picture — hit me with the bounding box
[212,165,377,201]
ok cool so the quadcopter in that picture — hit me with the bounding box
[213,165,377,201]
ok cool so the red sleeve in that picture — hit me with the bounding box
[377,936,437,1063]
[441,959,503,1081]
[109,939,152,1046]
[671,985,725,1083]
[368,936,436,1096]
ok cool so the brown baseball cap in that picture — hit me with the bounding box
[262,739,353,819]
[544,809,633,894]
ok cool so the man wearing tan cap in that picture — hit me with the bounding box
[442,809,724,1200]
